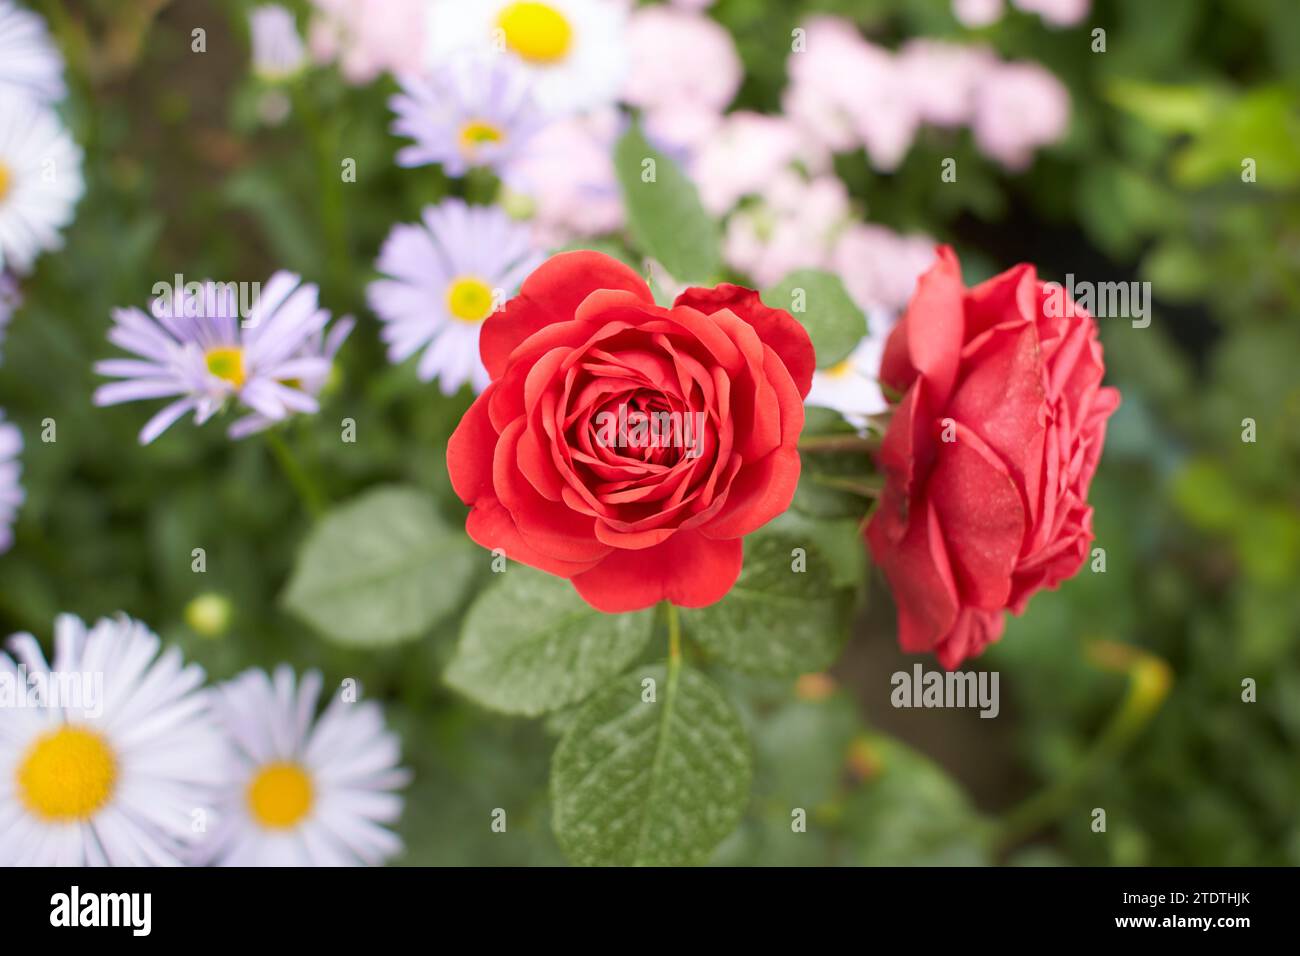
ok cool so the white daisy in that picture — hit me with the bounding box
[94,271,350,443]
[425,0,628,115]
[0,409,22,552]
[368,198,542,395]
[0,90,83,275]
[0,613,226,866]
[0,0,65,103]
[805,322,894,427]
[194,666,408,867]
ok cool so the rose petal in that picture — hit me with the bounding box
[447,385,499,505]
[673,284,815,398]
[480,251,654,379]
[571,530,743,612]
[466,498,605,578]
[934,608,1005,670]
[494,418,611,563]
[928,420,1025,611]
[881,244,964,403]
[867,498,960,655]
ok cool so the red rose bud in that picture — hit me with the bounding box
[447,251,814,612]
[866,246,1120,669]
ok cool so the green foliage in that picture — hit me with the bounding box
[282,485,477,646]
[684,523,857,677]
[841,735,990,866]
[446,567,657,717]
[613,124,721,282]
[550,664,752,866]
[765,269,868,368]
[4,0,1296,868]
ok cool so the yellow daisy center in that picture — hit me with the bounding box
[17,726,119,822]
[496,2,573,65]
[205,346,246,387]
[0,162,12,202]
[446,276,496,323]
[824,357,855,379]
[247,761,314,829]
[458,119,506,159]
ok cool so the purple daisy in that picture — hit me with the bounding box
[367,199,542,395]
[94,271,349,444]
[388,54,546,186]
[227,313,353,439]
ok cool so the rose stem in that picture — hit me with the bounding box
[797,434,881,454]
[807,474,883,498]
[666,603,682,667]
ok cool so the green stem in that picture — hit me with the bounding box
[292,80,348,295]
[666,603,682,670]
[798,433,880,455]
[993,641,1172,853]
[265,430,326,518]
[808,474,883,498]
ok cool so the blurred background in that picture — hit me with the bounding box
[1,0,1297,865]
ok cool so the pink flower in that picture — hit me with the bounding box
[642,104,725,159]
[623,6,741,117]
[971,61,1071,170]
[724,172,850,287]
[509,109,624,247]
[783,17,918,171]
[897,40,997,128]
[1012,0,1091,27]
[307,0,427,84]
[691,111,829,216]
[952,0,1005,28]
[831,224,938,316]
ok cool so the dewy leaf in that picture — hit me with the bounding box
[551,663,752,866]
[282,485,476,647]
[446,567,656,717]
[682,525,856,676]
[765,269,867,369]
[614,124,720,283]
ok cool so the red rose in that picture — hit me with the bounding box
[866,247,1120,669]
[447,251,813,612]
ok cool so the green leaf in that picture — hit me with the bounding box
[445,567,656,716]
[682,525,855,677]
[282,485,477,647]
[764,269,867,368]
[841,734,991,865]
[613,124,720,283]
[1105,79,1224,135]
[768,511,866,590]
[1172,87,1300,188]
[551,663,751,866]
[711,690,862,866]
[792,408,875,519]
